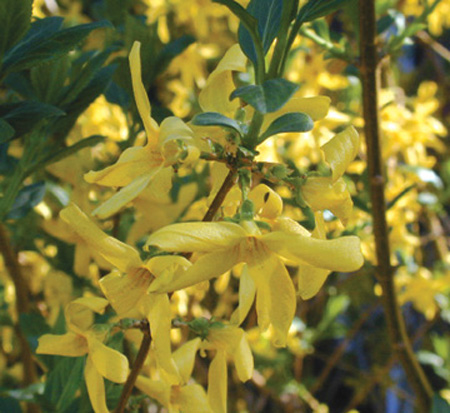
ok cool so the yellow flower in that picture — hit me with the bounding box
[84,41,199,218]
[59,203,186,383]
[146,218,363,346]
[37,297,129,413]
[136,338,212,413]
[302,126,360,224]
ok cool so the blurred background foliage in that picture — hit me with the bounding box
[0,0,448,412]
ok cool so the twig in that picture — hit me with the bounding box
[0,224,39,413]
[416,30,450,63]
[115,320,152,413]
[358,1,433,410]
[202,169,237,222]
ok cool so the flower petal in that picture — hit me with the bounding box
[173,338,201,384]
[199,44,246,116]
[297,265,331,300]
[100,269,152,316]
[145,222,246,252]
[60,204,142,273]
[65,297,109,332]
[84,145,161,187]
[149,249,239,293]
[87,335,129,383]
[85,356,109,413]
[92,172,155,219]
[233,331,254,382]
[232,265,256,326]
[248,184,283,219]
[207,350,227,413]
[321,125,359,182]
[139,294,181,384]
[129,41,160,139]
[177,384,212,413]
[36,332,88,357]
[135,375,171,407]
[262,232,364,272]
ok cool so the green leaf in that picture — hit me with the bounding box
[259,112,313,142]
[297,0,352,24]
[0,397,22,413]
[230,78,299,114]
[0,101,65,143]
[192,112,243,136]
[432,394,450,413]
[0,119,15,143]
[43,357,85,412]
[2,17,112,75]
[7,182,46,220]
[0,0,32,60]
[237,0,283,64]
[18,312,51,351]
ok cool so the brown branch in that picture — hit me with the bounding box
[115,320,152,413]
[202,169,237,222]
[358,1,433,411]
[0,224,39,413]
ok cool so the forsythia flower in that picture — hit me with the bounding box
[59,203,185,382]
[145,218,364,346]
[37,297,129,413]
[302,126,360,225]
[84,41,199,218]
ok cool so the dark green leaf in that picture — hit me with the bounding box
[2,18,112,74]
[387,184,416,210]
[0,101,65,142]
[192,112,243,136]
[0,397,22,413]
[297,0,352,24]
[0,0,32,60]
[7,182,47,220]
[432,394,450,413]
[230,78,299,114]
[0,119,15,143]
[259,112,313,141]
[30,56,70,104]
[237,0,283,63]
[44,357,85,412]
[0,143,18,174]
[18,312,51,351]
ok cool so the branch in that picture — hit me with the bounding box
[115,320,152,413]
[202,169,237,222]
[358,1,433,410]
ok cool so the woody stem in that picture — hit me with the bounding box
[358,1,433,410]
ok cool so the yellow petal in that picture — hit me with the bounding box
[60,204,142,273]
[207,350,227,413]
[173,338,201,384]
[36,332,88,356]
[233,331,254,382]
[302,177,353,225]
[92,173,155,219]
[199,44,246,116]
[262,232,364,272]
[74,242,91,277]
[135,375,171,407]
[145,255,191,280]
[84,145,162,187]
[100,269,153,316]
[248,184,283,219]
[145,222,246,252]
[248,253,296,347]
[321,125,359,182]
[65,297,109,332]
[139,294,181,384]
[85,356,109,413]
[87,335,129,383]
[129,41,160,139]
[297,265,331,300]
[149,248,239,293]
[234,265,256,325]
[176,384,212,413]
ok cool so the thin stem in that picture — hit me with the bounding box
[358,1,433,410]
[202,169,237,222]
[115,320,152,413]
[0,224,39,413]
